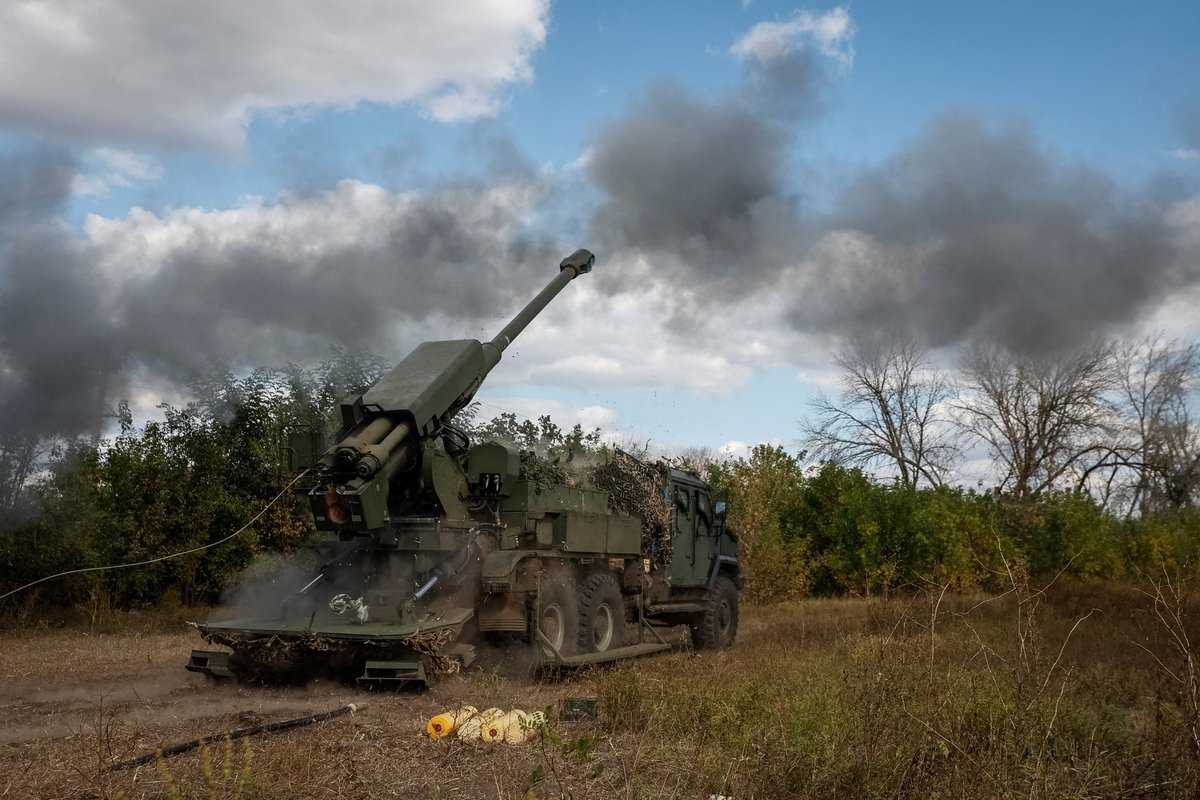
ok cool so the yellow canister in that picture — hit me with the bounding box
[479,709,508,743]
[426,705,477,739]
[458,707,503,740]
[501,710,530,744]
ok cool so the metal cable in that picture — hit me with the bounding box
[0,469,311,602]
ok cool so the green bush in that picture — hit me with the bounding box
[714,451,1199,599]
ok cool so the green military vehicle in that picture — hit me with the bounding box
[187,249,742,685]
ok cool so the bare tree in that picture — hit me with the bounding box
[1088,336,1200,515]
[805,334,957,488]
[957,341,1115,498]
[671,446,720,475]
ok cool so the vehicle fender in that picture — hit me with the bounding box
[707,554,742,591]
[481,550,542,592]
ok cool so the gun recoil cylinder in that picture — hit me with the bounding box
[333,417,395,470]
[355,420,413,478]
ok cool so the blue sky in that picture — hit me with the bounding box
[1,0,1198,468]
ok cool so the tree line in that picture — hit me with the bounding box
[0,348,386,610]
[1,334,1197,612]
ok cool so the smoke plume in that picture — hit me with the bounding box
[4,6,1199,446]
[585,61,1195,356]
[0,148,122,438]
[0,147,558,442]
[584,6,849,287]
[795,111,1190,353]
[587,78,803,282]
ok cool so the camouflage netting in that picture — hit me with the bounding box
[406,627,461,675]
[518,449,574,487]
[516,447,674,567]
[200,627,464,679]
[586,450,673,567]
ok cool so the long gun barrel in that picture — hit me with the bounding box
[482,248,594,370]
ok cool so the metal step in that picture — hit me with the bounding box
[546,642,673,667]
[645,602,706,614]
[185,650,234,681]
[358,660,427,685]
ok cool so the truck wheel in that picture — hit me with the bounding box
[535,580,578,658]
[577,572,625,654]
[690,575,738,650]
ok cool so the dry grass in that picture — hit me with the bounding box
[0,628,192,682]
[2,576,1198,799]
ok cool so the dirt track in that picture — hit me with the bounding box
[1,629,360,742]
[0,625,614,798]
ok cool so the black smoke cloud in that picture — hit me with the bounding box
[0,148,559,441]
[797,111,1189,353]
[0,148,123,439]
[585,49,1195,355]
[584,34,837,285]
[120,194,552,375]
[584,29,847,285]
[587,79,802,280]
[740,48,829,123]
[0,148,74,226]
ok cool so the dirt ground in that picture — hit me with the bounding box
[0,623,631,799]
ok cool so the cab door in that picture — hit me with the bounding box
[690,489,719,582]
[668,481,708,587]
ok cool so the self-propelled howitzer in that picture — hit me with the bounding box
[188,248,742,686]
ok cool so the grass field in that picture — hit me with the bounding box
[2,572,1198,799]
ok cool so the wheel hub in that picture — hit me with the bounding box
[591,605,613,651]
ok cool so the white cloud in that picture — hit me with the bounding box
[731,7,855,68]
[70,173,110,199]
[565,147,594,172]
[719,440,751,458]
[1172,148,1200,161]
[473,396,619,434]
[795,365,841,393]
[0,0,549,151]
[84,177,542,284]
[71,147,162,197]
[484,272,803,397]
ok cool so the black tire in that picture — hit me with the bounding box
[577,572,625,654]
[535,576,579,658]
[690,574,739,650]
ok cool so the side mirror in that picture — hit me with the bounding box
[714,501,727,523]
